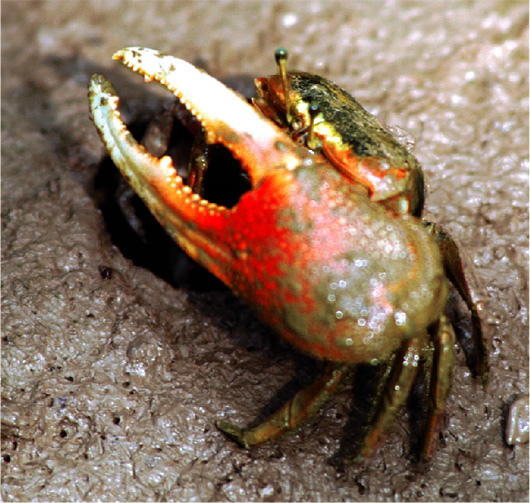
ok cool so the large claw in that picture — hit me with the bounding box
[88,47,307,288]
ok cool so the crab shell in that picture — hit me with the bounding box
[253,71,425,217]
[88,47,447,365]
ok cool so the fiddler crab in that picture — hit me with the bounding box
[89,47,488,462]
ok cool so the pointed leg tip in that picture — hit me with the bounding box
[480,367,489,386]
[346,452,366,466]
[216,421,249,448]
[417,445,433,464]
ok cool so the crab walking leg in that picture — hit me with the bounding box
[360,352,397,435]
[352,336,424,462]
[420,314,456,461]
[112,47,306,186]
[424,222,488,381]
[89,75,234,285]
[216,361,355,448]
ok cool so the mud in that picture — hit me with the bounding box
[2,1,528,501]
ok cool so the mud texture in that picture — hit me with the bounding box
[2,1,528,501]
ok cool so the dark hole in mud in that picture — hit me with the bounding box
[201,143,252,208]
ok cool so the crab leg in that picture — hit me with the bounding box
[424,222,488,381]
[420,314,456,460]
[217,361,355,448]
[352,335,424,461]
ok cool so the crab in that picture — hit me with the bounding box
[88,47,487,462]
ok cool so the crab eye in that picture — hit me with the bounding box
[274,47,289,65]
[274,47,292,124]
[307,102,321,151]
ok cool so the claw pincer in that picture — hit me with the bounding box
[89,47,487,462]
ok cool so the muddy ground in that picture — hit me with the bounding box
[2,1,528,501]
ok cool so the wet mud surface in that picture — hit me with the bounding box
[2,2,528,501]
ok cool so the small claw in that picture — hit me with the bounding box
[216,421,250,449]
